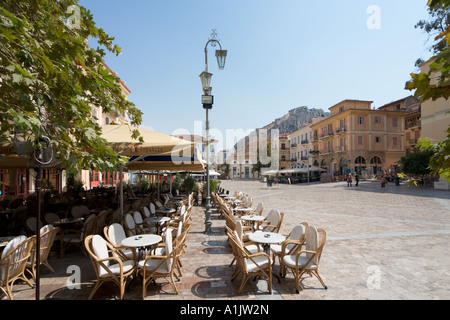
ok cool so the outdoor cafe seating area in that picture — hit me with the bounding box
[0,187,193,300]
[1,181,329,299]
[211,188,328,294]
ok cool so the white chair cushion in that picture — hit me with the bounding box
[138,258,170,274]
[0,236,27,281]
[245,255,270,273]
[282,255,318,270]
[108,223,126,245]
[100,260,135,278]
[1,236,27,259]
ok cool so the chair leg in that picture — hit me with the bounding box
[169,274,179,294]
[44,261,56,274]
[88,281,102,300]
[0,285,13,300]
[238,276,250,294]
[311,270,327,289]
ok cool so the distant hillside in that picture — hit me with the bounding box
[262,106,329,134]
[232,106,329,153]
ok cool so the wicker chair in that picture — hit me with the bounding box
[0,236,35,300]
[123,213,146,237]
[255,209,284,233]
[103,223,136,261]
[26,224,60,281]
[270,223,308,274]
[139,228,182,298]
[59,214,96,258]
[280,225,327,293]
[229,230,272,294]
[84,234,136,300]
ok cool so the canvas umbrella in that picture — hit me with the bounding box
[100,124,204,219]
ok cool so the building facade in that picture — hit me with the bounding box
[289,117,327,169]
[310,99,408,178]
[279,133,291,170]
[377,95,421,156]
[419,60,450,142]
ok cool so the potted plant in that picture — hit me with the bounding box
[182,177,196,194]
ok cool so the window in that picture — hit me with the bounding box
[392,118,398,127]
[340,119,345,130]
[358,116,364,125]
[375,136,380,143]
[393,137,398,146]
[340,137,345,151]
[358,136,363,145]
[375,116,380,124]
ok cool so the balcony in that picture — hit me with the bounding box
[290,143,297,148]
[319,132,334,140]
[301,139,309,145]
[335,127,346,134]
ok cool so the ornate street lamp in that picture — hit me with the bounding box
[200,35,227,234]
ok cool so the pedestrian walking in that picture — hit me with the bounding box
[355,172,359,186]
[347,173,352,187]
[381,176,386,191]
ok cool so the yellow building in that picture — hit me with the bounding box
[310,99,408,178]
[80,64,132,189]
[289,117,327,169]
[419,59,450,190]
[279,133,290,170]
[419,60,450,142]
[377,95,421,156]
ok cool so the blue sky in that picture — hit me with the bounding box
[79,0,433,150]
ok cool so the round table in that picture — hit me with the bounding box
[145,217,171,234]
[240,215,265,231]
[155,208,176,216]
[248,232,286,282]
[53,217,84,226]
[0,236,17,248]
[121,234,162,260]
[233,207,254,217]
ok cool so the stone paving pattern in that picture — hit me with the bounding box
[5,179,450,300]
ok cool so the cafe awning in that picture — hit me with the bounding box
[100,124,205,171]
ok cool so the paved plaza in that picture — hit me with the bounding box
[5,179,450,301]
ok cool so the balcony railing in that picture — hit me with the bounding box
[335,127,346,134]
[301,139,309,145]
[319,132,334,139]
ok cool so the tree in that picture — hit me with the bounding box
[0,0,143,175]
[406,0,450,102]
[398,150,435,176]
[406,0,450,182]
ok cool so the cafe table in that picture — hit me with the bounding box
[121,234,162,260]
[248,232,286,282]
[145,217,171,235]
[233,207,254,217]
[0,236,17,250]
[155,208,176,216]
[53,217,84,227]
[240,215,265,231]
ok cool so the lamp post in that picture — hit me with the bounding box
[200,38,227,234]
